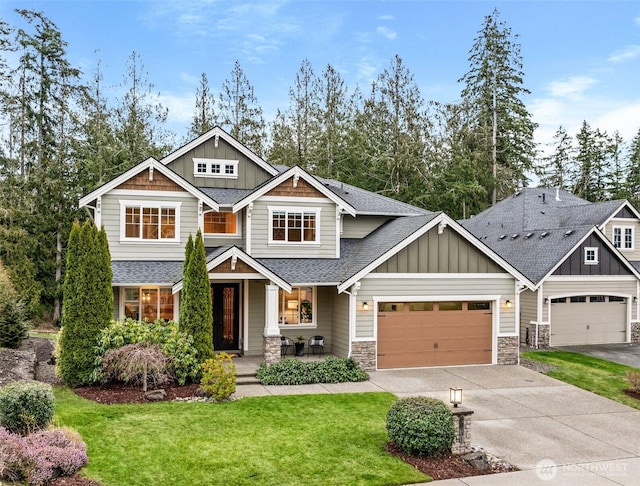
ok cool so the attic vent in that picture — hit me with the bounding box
[540,231,549,239]
[525,232,534,239]
[511,234,519,240]
[499,234,507,240]
[564,229,574,236]
[540,211,545,215]
[513,191,521,197]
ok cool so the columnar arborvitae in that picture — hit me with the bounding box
[179,231,213,362]
[57,221,113,386]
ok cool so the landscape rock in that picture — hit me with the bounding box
[462,451,490,470]
[145,389,167,401]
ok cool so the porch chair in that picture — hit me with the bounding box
[308,335,325,356]
[280,336,294,357]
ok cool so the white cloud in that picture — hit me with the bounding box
[378,15,394,21]
[608,45,640,63]
[546,76,597,98]
[160,92,195,124]
[376,26,397,40]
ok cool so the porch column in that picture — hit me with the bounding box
[263,283,281,365]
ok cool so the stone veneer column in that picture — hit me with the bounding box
[537,323,550,347]
[351,341,376,371]
[263,284,281,366]
[497,336,519,364]
[263,336,281,365]
[631,323,640,343]
[451,407,474,455]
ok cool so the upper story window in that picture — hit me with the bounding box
[269,207,319,244]
[613,226,634,250]
[193,158,238,179]
[584,247,599,265]
[120,201,180,242]
[203,211,239,236]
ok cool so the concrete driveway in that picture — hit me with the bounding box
[554,343,640,368]
[236,363,640,484]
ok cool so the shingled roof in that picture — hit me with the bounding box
[461,187,627,284]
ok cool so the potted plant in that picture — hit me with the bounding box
[295,336,305,356]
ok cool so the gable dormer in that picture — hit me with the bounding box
[161,127,278,190]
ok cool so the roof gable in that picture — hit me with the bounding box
[553,231,633,277]
[80,158,219,211]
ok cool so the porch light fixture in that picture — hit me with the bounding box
[363,302,369,311]
[505,300,512,309]
[449,387,462,408]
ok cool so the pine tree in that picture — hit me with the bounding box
[538,126,575,190]
[179,231,213,362]
[218,61,266,155]
[188,72,217,139]
[459,8,537,205]
[627,129,640,207]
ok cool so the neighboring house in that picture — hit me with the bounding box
[461,187,640,348]
[80,127,533,370]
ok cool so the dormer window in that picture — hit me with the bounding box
[584,247,599,265]
[268,206,320,244]
[613,226,634,250]
[193,158,238,179]
[120,201,181,242]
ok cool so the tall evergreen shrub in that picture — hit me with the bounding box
[0,262,28,349]
[57,222,113,386]
[179,231,213,362]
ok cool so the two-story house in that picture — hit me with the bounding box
[80,127,534,370]
[461,187,640,348]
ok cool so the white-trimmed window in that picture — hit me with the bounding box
[269,207,320,244]
[278,287,315,326]
[584,247,599,265]
[120,201,180,242]
[203,211,239,236]
[123,287,174,322]
[192,158,238,179]
[613,226,634,250]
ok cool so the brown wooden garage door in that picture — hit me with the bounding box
[377,301,492,369]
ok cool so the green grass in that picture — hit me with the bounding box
[29,329,59,341]
[54,388,430,486]
[522,350,640,409]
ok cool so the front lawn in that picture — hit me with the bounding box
[54,388,430,485]
[522,350,640,410]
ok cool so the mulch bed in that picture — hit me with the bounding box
[624,389,640,400]
[73,382,201,404]
[385,443,516,480]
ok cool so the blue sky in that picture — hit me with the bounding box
[2,0,639,152]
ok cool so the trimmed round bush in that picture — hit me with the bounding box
[0,381,55,435]
[386,396,455,457]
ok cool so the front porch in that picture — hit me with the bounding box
[232,352,332,376]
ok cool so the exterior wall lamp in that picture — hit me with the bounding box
[362,302,369,311]
[505,299,512,309]
[450,387,463,407]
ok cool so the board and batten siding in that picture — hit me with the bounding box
[102,192,199,261]
[165,136,272,189]
[372,226,506,274]
[341,215,391,239]
[357,277,516,338]
[249,199,337,258]
[331,291,350,358]
[542,277,638,321]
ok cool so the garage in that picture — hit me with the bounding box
[377,301,492,369]
[550,295,627,346]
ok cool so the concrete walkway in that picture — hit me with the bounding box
[234,361,640,484]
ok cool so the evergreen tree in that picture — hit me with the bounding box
[573,121,610,202]
[179,231,213,362]
[538,126,575,190]
[58,221,112,386]
[188,72,217,139]
[459,8,537,205]
[606,131,627,200]
[627,129,640,207]
[218,61,266,155]
[0,261,28,349]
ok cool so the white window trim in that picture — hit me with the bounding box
[202,210,241,237]
[120,286,174,322]
[584,247,599,265]
[278,286,317,329]
[119,200,181,243]
[193,158,239,179]
[268,206,321,245]
[613,225,634,250]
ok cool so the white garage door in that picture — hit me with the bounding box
[550,296,627,346]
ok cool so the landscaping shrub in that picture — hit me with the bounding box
[0,262,28,349]
[256,357,369,385]
[102,343,170,391]
[0,382,54,435]
[95,318,199,385]
[386,397,455,457]
[627,370,640,393]
[0,426,88,485]
[200,353,237,400]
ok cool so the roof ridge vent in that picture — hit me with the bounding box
[540,231,549,239]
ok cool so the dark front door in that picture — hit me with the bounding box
[211,283,240,350]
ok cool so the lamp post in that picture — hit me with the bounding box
[449,387,463,408]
